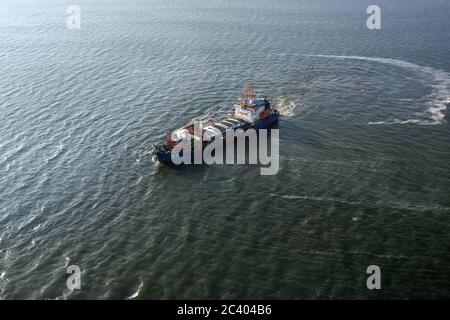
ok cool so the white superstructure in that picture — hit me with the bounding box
[234,99,266,123]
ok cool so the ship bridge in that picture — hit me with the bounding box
[233,81,271,123]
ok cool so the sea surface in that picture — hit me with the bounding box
[1,0,450,299]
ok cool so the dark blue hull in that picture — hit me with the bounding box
[155,113,279,165]
[253,113,279,129]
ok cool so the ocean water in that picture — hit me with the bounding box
[1,0,450,299]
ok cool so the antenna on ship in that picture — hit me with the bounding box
[240,80,256,102]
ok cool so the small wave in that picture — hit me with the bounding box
[0,271,6,299]
[45,145,65,163]
[308,54,450,125]
[64,257,70,268]
[27,240,36,251]
[126,279,144,299]
[192,106,230,123]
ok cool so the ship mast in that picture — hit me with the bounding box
[240,80,256,102]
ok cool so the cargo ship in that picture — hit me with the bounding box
[151,81,279,165]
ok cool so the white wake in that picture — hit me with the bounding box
[309,54,450,125]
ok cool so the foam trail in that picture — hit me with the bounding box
[368,119,423,125]
[308,55,450,124]
[274,97,296,116]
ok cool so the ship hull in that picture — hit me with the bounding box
[155,113,279,165]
